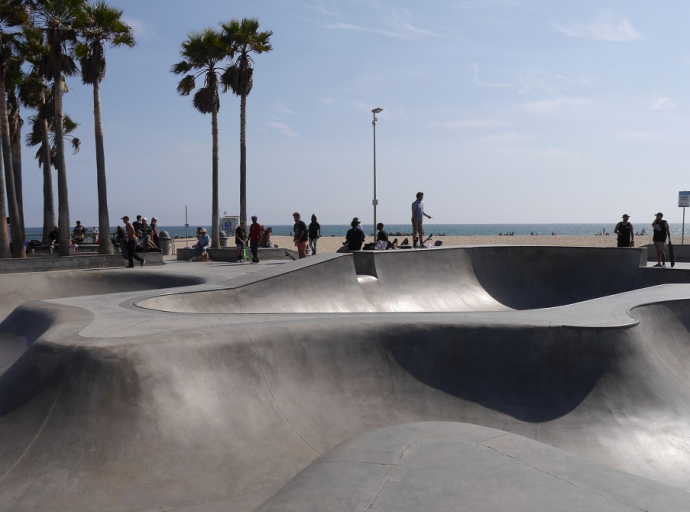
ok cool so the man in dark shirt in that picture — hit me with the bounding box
[292,212,308,258]
[345,218,365,250]
[308,214,321,255]
[235,221,247,262]
[652,212,671,267]
[73,221,86,243]
[376,223,389,243]
[132,215,143,234]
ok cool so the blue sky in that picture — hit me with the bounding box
[13,0,690,227]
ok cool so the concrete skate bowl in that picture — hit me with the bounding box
[2,294,690,510]
[137,246,647,314]
[0,269,206,321]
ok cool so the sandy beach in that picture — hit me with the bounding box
[172,235,657,254]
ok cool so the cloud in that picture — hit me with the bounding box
[553,10,642,42]
[473,63,514,88]
[320,98,337,105]
[276,102,294,114]
[457,0,521,9]
[266,121,298,138]
[431,118,509,129]
[122,17,155,39]
[517,96,595,112]
[648,97,677,110]
[316,4,440,40]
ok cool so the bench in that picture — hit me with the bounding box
[177,247,297,262]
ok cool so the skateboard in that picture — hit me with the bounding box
[669,242,675,267]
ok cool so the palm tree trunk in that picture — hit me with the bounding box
[0,71,26,258]
[39,97,55,245]
[239,93,247,224]
[54,77,70,257]
[0,144,10,258]
[93,80,113,254]
[12,122,25,239]
[211,105,220,249]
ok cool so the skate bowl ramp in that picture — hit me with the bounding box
[0,270,205,321]
[2,293,690,510]
[137,246,647,313]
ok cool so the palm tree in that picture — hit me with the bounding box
[0,0,27,257]
[76,1,134,254]
[172,28,226,249]
[19,32,55,245]
[27,110,80,166]
[219,18,272,225]
[30,0,85,256]
[6,61,26,236]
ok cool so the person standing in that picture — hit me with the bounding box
[248,215,264,264]
[411,191,432,248]
[122,216,145,268]
[308,214,321,255]
[150,217,160,247]
[614,214,634,248]
[376,222,389,249]
[293,212,308,258]
[235,220,247,262]
[652,212,671,267]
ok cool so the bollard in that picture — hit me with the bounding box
[159,231,172,255]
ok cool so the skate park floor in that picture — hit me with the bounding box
[1,246,690,511]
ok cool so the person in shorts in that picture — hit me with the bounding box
[293,212,308,258]
[652,212,670,267]
[235,220,247,262]
[614,214,634,247]
[411,192,433,248]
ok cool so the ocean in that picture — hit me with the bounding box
[25,223,690,239]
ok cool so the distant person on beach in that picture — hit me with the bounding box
[261,227,277,248]
[235,220,247,262]
[308,214,321,255]
[338,218,365,252]
[652,212,671,267]
[133,215,143,234]
[49,225,59,245]
[193,228,210,259]
[150,217,160,247]
[377,222,389,249]
[249,216,264,263]
[614,214,634,248]
[121,216,145,268]
[292,212,308,258]
[72,221,86,243]
[411,191,432,248]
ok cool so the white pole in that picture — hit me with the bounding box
[683,207,686,245]
[185,205,188,240]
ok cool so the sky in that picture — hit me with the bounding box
[10,0,690,228]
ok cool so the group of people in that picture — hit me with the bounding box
[113,214,161,268]
[614,212,672,267]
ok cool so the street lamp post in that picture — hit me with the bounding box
[372,107,383,236]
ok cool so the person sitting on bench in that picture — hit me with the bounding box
[72,221,86,243]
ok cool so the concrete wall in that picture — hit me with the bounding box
[0,253,164,274]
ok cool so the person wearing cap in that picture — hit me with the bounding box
[193,228,210,259]
[614,214,634,248]
[121,216,145,268]
[652,212,671,267]
[411,191,432,248]
[248,215,264,264]
[292,212,308,258]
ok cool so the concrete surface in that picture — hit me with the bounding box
[257,422,690,512]
[1,246,690,511]
[177,247,298,261]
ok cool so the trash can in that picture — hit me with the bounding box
[219,230,228,247]
[159,231,172,255]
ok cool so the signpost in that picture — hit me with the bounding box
[679,191,689,244]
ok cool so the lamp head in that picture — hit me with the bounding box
[372,107,383,114]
